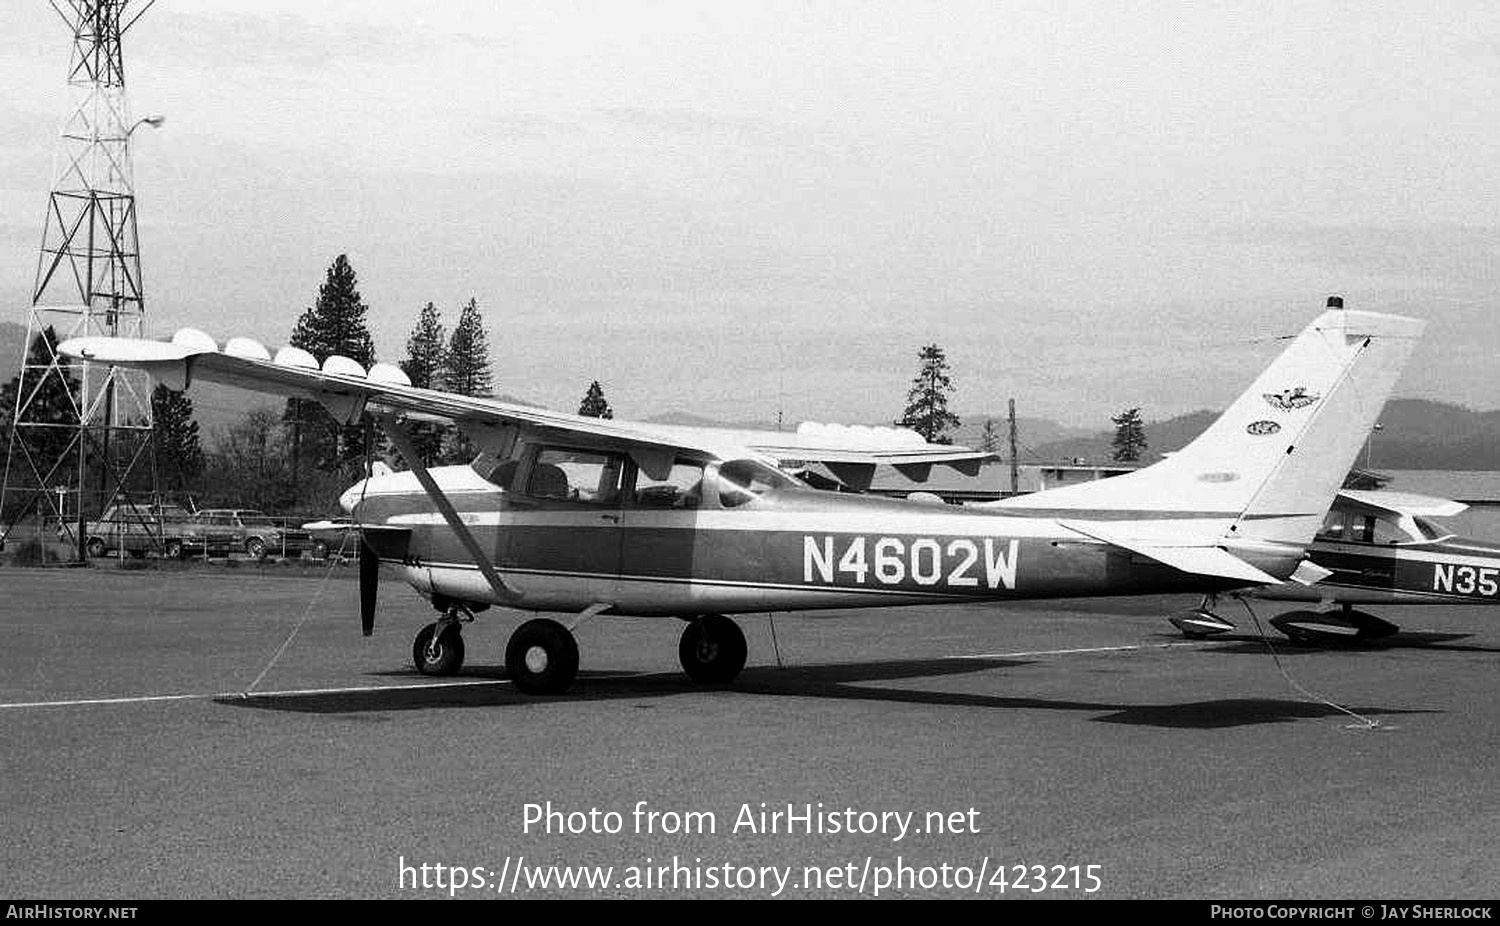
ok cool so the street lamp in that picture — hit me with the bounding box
[127,114,165,137]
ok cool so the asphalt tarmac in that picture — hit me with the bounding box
[2,564,1497,899]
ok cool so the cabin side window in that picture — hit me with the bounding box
[526,448,628,505]
[714,459,800,509]
[484,459,520,491]
[632,460,706,509]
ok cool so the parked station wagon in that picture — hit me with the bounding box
[188,508,313,560]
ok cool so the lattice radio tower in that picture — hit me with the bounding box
[0,0,161,559]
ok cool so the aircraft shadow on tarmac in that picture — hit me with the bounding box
[213,655,1436,729]
[1180,630,1500,656]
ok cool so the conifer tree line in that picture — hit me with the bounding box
[3,256,1152,526]
[0,254,501,519]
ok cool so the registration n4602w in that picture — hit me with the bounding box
[803,536,1019,589]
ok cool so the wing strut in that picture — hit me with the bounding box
[376,412,518,604]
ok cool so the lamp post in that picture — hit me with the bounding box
[128,114,166,136]
[86,114,165,560]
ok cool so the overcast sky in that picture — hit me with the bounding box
[2,2,1497,428]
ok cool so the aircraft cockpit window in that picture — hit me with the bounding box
[1369,516,1407,545]
[1333,513,1408,545]
[1413,517,1453,541]
[528,448,627,505]
[715,459,799,509]
[633,460,706,509]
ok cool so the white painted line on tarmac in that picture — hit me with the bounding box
[0,692,209,710]
[0,678,514,712]
[961,640,1227,659]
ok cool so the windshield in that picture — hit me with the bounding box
[1413,516,1454,541]
[715,459,801,508]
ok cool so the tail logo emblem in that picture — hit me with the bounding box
[1246,420,1282,435]
[1264,387,1319,411]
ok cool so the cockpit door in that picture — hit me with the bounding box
[504,446,630,600]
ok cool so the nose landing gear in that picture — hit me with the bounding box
[413,603,475,676]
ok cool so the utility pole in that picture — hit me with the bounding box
[1008,398,1019,496]
[0,1,162,560]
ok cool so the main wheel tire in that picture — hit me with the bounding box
[413,622,465,675]
[245,536,267,560]
[505,619,579,695]
[86,537,106,558]
[678,614,748,684]
[164,539,183,560]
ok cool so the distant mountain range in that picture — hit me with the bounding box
[649,401,1500,472]
[1,320,1495,471]
[1023,399,1500,472]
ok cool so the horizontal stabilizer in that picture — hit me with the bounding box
[1059,519,1280,585]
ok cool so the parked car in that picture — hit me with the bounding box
[189,509,314,560]
[301,516,359,560]
[84,502,203,559]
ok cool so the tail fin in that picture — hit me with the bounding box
[992,300,1425,549]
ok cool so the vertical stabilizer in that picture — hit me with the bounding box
[989,300,1425,549]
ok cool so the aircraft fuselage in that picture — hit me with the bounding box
[1257,535,1500,606]
[352,470,1279,618]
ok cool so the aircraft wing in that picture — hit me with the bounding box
[58,331,986,480]
[652,422,993,489]
[59,331,723,472]
[1337,489,1468,518]
[1058,518,1282,585]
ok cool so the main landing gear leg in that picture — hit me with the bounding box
[678,614,748,685]
[1168,593,1237,638]
[413,605,473,676]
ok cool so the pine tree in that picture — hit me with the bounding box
[398,302,449,466]
[578,381,613,419]
[284,254,378,475]
[1110,407,1148,462]
[152,383,203,495]
[444,297,493,397]
[896,344,961,444]
[0,326,83,505]
[980,417,999,454]
[401,302,447,389]
[440,297,493,462]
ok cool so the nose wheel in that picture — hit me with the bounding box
[413,620,465,675]
[678,614,747,684]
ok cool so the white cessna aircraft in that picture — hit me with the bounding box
[61,300,1423,694]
